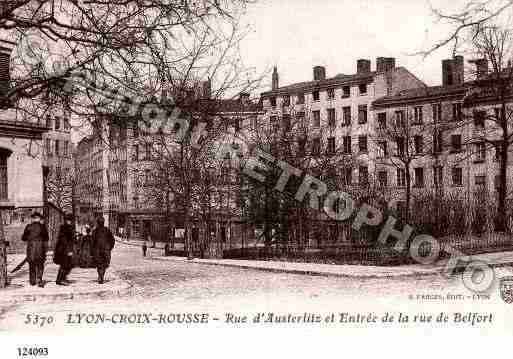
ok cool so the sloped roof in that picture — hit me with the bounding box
[261,71,378,96]
[372,83,468,108]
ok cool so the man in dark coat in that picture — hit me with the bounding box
[54,214,75,286]
[92,217,115,284]
[21,212,49,287]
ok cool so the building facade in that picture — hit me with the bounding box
[259,58,426,190]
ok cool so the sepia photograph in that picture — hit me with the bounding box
[0,0,513,357]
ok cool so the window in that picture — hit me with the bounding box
[359,83,367,95]
[64,119,71,131]
[329,225,338,242]
[282,114,291,131]
[54,140,60,156]
[359,166,369,185]
[296,111,305,119]
[475,175,486,188]
[413,106,423,124]
[342,86,350,98]
[495,107,504,121]
[269,115,277,130]
[434,166,443,188]
[54,117,61,130]
[432,103,442,123]
[378,171,388,188]
[452,103,462,121]
[397,168,406,187]
[298,137,306,156]
[433,131,443,153]
[133,122,139,137]
[313,90,320,101]
[414,167,424,187]
[270,97,276,107]
[343,136,351,154]
[475,141,486,162]
[327,88,335,99]
[414,135,423,154]
[343,168,352,185]
[358,135,368,152]
[452,167,463,186]
[45,139,52,156]
[311,138,321,155]
[145,142,152,160]
[45,116,52,129]
[377,141,388,157]
[327,108,336,127]
[283,95,290,107]
[396,137,405,156]
[474,110,486,128]
[327,137,336,154]
[495,175,503,192]
[312,110,320,127]
[342,106,351,125]
[133,145,139,161]
[233,118,241,132]
[358,105,367,124]
[451,135,462,152]
[494,143,502,162]
[377,112,387,129]
[297,93,305,104]
[0,149,10,200]
[395,110,405,127]
[63,140,68,157]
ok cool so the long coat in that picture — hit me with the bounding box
[79,234,95,268]
[53,224,75,267]
[21,222,49,263]
[92,225,115,269]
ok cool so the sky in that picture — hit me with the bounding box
[239,0,473,93]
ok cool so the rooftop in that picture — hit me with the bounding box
[261,71,378,97]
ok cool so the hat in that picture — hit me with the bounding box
[31,212,43,219]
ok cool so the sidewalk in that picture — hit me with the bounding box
[1,255,132,306]
[115,234,513,279]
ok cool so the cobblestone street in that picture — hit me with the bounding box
[2,242,513,331]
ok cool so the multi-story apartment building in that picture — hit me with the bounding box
[74,129,107,226]
[372,56,513,209]
[259,58,426,188]
[74,85,263,241]
[42,113,73,212]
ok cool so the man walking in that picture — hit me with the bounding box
[21,212,49,287]
[54,214,75,286]
[92,217,115,284]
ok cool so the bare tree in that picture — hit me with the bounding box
[375,107,437,222]
[421,0,513,56]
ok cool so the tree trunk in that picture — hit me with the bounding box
[405,165,411,223]
[497,140,508,231]
[0,210,7,288]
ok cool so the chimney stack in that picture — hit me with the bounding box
[202,78,212,99]
[313,66,326,81]
[357,59,371,74]
[442,55,464,86]
[376,57,396,73]
[0,39,14,98]
[272,66,279,91]
[469,58,488,80]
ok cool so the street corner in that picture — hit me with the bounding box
[1,265,133,305]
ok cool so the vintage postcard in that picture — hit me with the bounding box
[1,0,513,357]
